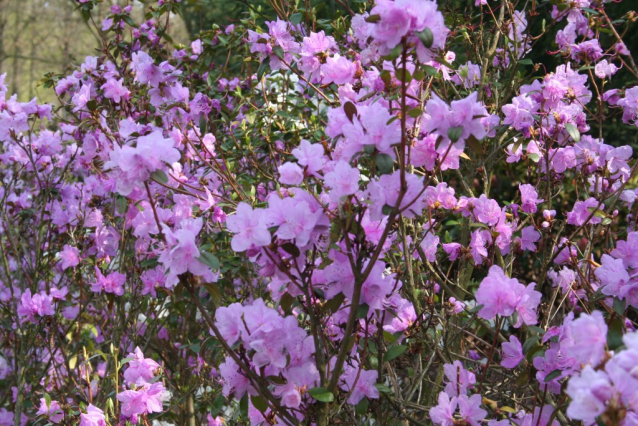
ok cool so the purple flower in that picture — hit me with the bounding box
[324,160,360,202]
[58,244,81,270]
[566,197,604,226]
[566,366,613,423]
[475,265,519,320]
[79,404,106,426]
[519,184,543,214]
[226,203,271,252]
[564,311,608,367]
[501,335,524,368]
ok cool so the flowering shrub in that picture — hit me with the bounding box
[2,0,638,425]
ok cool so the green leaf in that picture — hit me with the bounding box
[257,61,268,81]
[407,107,423,118]
[279,292,294,315]
[273,45,285,59]
[416,27,434,48]
[356,303,370,319]
[289,13,303,25]
[423,65,438,76]
[150,169,169,185]
[518,59,533,66]
[383,331,397,343]
[613,297,626,316]
[116,195,128,214]
[203,282,222,306]
[382,204,394,215]
[544,369,562,383]
[199,250,220,270]
[355,397,369,415]
[528,153,541,163]
[375,153,394,174]
[251,395,269,413]
[199,115,208,135]
[308,387,334,402]
[395,69,412,83]
[383,344,407,362]
[607,317,624,350]
[364,14,381,23]
[322,293,345,314]
[123,15,136,28]
[280,242,301,258]
[375,383,393,393]
[466,134,482,155]
[44,393,52,409]
[565,123,580,143]
[239,395,249,417]
[447,126,463,143]
[87,100,98,112]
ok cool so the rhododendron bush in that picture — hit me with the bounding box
[3,0,638,424]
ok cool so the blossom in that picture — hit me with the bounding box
[101,78,130,103]
[565,366,613,423]
[501,335,524,368]
[430,392,458,426]
[79,404,106,426]
[321,54,357,85]
[278,162,304,185]
[226,203,271,252]
[340,368,380,405]
[519,184,543,213]
[36,398,64,423]
[566,198,604,226]
[324,160,360,202]
[475,265,519,320]
[519,226,540,252]
[58,244,81,270]
[91,268,126,296]
[17,289,55,323]
[123,347,161,386]
[564,311,608,367]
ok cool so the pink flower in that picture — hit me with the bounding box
[340,368,380,405]
[91,268,126,296]
[36,398,64,423]
[79,404,106,426]
[419,232,439,262]
[159,217,214,287]
[475,265,519,320]
[292,139,325,177]
[443,360,476,396]
[430,392,457,426]
[207,414,224,426]
[17,289,55,323]
[324,160,360,202]
[519,184,543,214]
[123,347,160,386]
[58,244,81,270]
[117,389,148,417]
[519,226,540,252]
[564,311,608,367]
[566,197,604,226]
[457,394,486,426]
[500,336,524,368]
[321,54,357,85]
[226,203,271,252]
[565,366,613,423]
[369,1,412,49]
[278,162,304,185]
[101,78,130,103]
[72,84,92,112]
